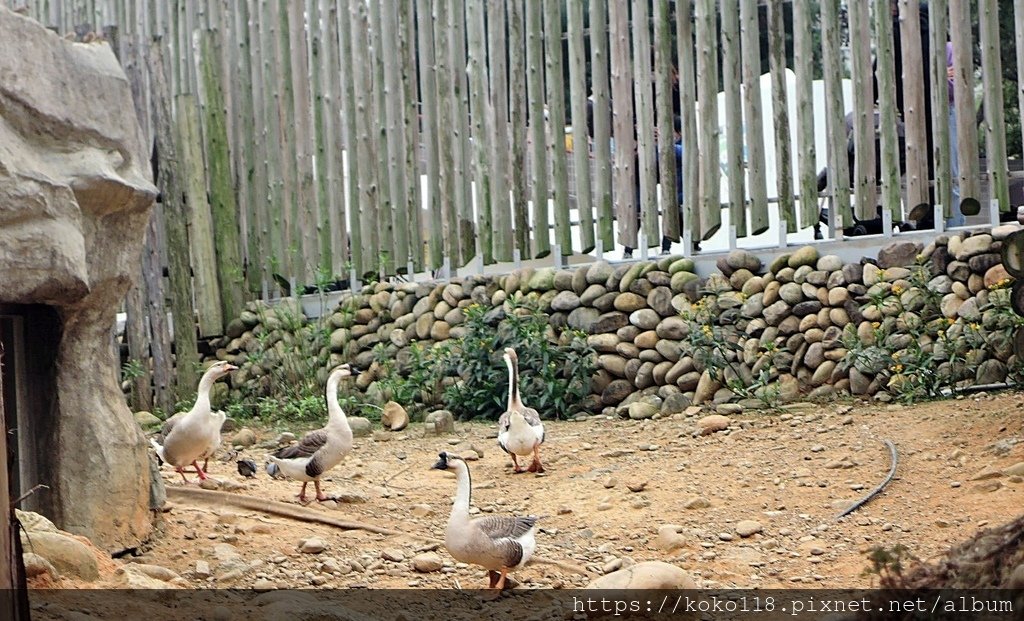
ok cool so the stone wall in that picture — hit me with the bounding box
[207,225,1022,417]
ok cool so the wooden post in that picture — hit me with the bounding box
[351,0,380,275]
[820,0,850,227]
[677,0,700,243]
[466,0,494,263]
[567,0,594,253]
[288,0,318,282]
[768,0,795,235]
[310,0,332,276]
[545,0,571,255]
[151,39,199,403]
[609,1,636,249]
[508,0,530,258]
[1017,0,1024,173]
[793,0,818,230]
[950,0,980,213]
[234,0,261,294]
[527,0,550,257]
[433,0,458,265]
[272,0,298,283]
[449,0,475,264]
[632,0,658,247]
[979,0,1010,212]
[382,0,411,269]
[198,29,245,326]
[369,0,395,275]
[695,0,720,240]
[416,0,442,270]
[488,0,514,261]
[176,94,223,335]
[898,0,929,215]
[400,0,423,270]
[720,0,745,237]
[0,346,30,620]
[927,0,952,218]
[876,0,902,223]
[849,0,876,221]
[590,0,614,250]
[653,0,677,245]
[336,0,363,274]
[740,0,768,235]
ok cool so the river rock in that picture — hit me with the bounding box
[586,561,698,590]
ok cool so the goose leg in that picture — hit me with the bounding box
[314,480,328,502]
[495,567,509,590]
[192,461,208,480]
[298,482,309,503]
[487,570,500,588]
[527,445,545,473]
[510,454,525,474]
[176,467,189,483]
[202,458,209,472]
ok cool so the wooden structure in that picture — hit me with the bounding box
[4,1,1023,407]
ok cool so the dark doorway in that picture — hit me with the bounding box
[0,304,61,515]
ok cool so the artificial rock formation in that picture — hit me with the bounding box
[0,8,157,550]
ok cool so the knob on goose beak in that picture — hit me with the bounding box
[432,451,450,470]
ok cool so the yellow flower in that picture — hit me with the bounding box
[891,363,904,373]
[892,351,900,360]
[947,317,955,325]
[892,284,904,295]
[872,321,881,329]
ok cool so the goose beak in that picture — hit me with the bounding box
[224,363,239,372]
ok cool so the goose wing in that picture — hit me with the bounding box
[473,515,537,540]
[272,429,327,460]
[520,406,542,428]
[497,410,512,435]
[155,411,186,443]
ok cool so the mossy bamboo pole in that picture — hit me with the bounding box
[590,0,614,250]
[950,0,980,213]
[609,0,635,249]
[653,0,677,245]
[449,0,475,264]
[633,0,658,247]
[488,0,514,262]
[508,0,530,257]
[927,0,952,218]
[417,0,442,270]
[198,29,245,326]
[820,0,850,228]
[527,0,550,257]
[433,0,458,265]
[676,0,700,243]
[695,0,720,240]
[875,0,902,222]
[898,0,928,215]
[369,0,394,275]
[739,0,767,235]
[848,0,876,221]
[336,0,362,274]
[544,0,571,255]
[979,0,1010,212]
[400,0,422,269]
[381,0,410,270]
[767,0,794,235]
[720,0,745,238]
[466,0,494,263]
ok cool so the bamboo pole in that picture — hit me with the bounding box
[466,0,494,263]
[875,0,902,222]
[198,29,245,327]
[979,0,1010,212]
[1017,0,1024,175]
[720,0,745,238]
[369,0,395,275]
[848,0,876,221]
[898,0,928,214]
[544,0,571,255]
[381,0,410,269]
[526,0,550,257]
[336,0,362,275]
[176,93,223,336]
[653,0,677,246]
[352,0,380,276]
[508,0,530,257]
[288,0,318,283]
[310,0,332,275]
[449,0,475,264]
[927,0,952,218]
[950,0,979,213]
[488,0,513,261]
[740,0,767,235]
[677,0,700,243]
[232,0,259,294]
[767,0,794,235]
[417,0,441,270]
[566,0,594,253]
[433,0,458,265]
[609,1,635,249]
[820,0,850,228]
[695,0,720,240]
[151,39,199,403]
[258,0,286,288]
[633,0,658,248]
[0,352,30,621]
[590,0,614,250]
[272,0,298,284]
[400,0,422,270]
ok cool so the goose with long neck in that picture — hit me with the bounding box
[266,364,356,502]
[432,451,538,589]
[497,347,546,473]
[150,360,236,482]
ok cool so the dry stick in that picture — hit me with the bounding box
[165,487,590,576]
[836,440,898,520]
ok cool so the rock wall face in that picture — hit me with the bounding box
[0,8,157,550]
[208,225,1023,420]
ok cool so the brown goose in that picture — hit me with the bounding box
[497,347,546,473]
[266,364,356,502]
[150,360,236,482]
[432,451,538,589]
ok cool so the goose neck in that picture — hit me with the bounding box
[505,356,521,410]
[452,460,472,513]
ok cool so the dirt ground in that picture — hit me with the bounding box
[33,392,1024,602]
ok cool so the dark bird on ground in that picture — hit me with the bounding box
[237,459,258,478]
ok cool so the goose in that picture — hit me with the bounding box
[497,347,546,473]
[432,451,538,590]
[266,364,357,502]
[150,360,237,482]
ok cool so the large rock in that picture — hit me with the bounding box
[380,401,409,431]
[586,561,698,590]
[19,531,99,582]
[0,10,158,551]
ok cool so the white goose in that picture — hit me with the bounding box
[266,364,356,502]
[150,360,236,482]
[497,347,546,473]
[432,451,538,590]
